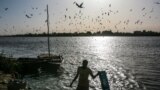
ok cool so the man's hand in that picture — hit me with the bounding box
[97,71,100,75]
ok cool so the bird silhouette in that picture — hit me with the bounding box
[4,8,8,11]
[108,12,110,16]
[25,14,31,18]
[65,15,67,18]
[74,2,84,8]
[69,16,71,19]
[154,2,160,4]
[115,25,117,29]
[141,8,145,11]
[135,20,140,24]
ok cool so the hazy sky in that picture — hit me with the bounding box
[0,0,160,35]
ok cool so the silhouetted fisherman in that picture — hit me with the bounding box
[70,60,99,90]
[74,2,84,8]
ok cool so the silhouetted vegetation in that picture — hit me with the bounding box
[0,53,21,73]
[0,30,160,37]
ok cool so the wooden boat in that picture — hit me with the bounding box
[18,54,63,64]
[17,54,63,74]
[0,5,63,75]
[20,5,64,74]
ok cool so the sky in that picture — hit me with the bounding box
[0,0,160,35]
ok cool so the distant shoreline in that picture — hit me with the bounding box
[0,30,160,37]
[0,35,160,37]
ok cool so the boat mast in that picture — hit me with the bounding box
[47,5,50,57]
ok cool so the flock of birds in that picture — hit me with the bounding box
[0,1,160,34]
[57,1,159,32]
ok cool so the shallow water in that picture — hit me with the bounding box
[0,36,160,90]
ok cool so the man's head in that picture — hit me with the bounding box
[82,60,88,68]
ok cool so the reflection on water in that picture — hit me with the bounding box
[0,37,160,90]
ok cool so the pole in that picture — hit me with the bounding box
[47,5,50,57]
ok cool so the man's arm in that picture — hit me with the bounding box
[89,69,99,79]
[70,67,80,87]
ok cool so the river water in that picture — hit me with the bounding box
[0,36,160,90]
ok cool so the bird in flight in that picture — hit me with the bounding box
[74,2,84,8]
[141,8,145,11]
[154,2,160,4]
[25,14,31,18]
[4,8,8,11]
